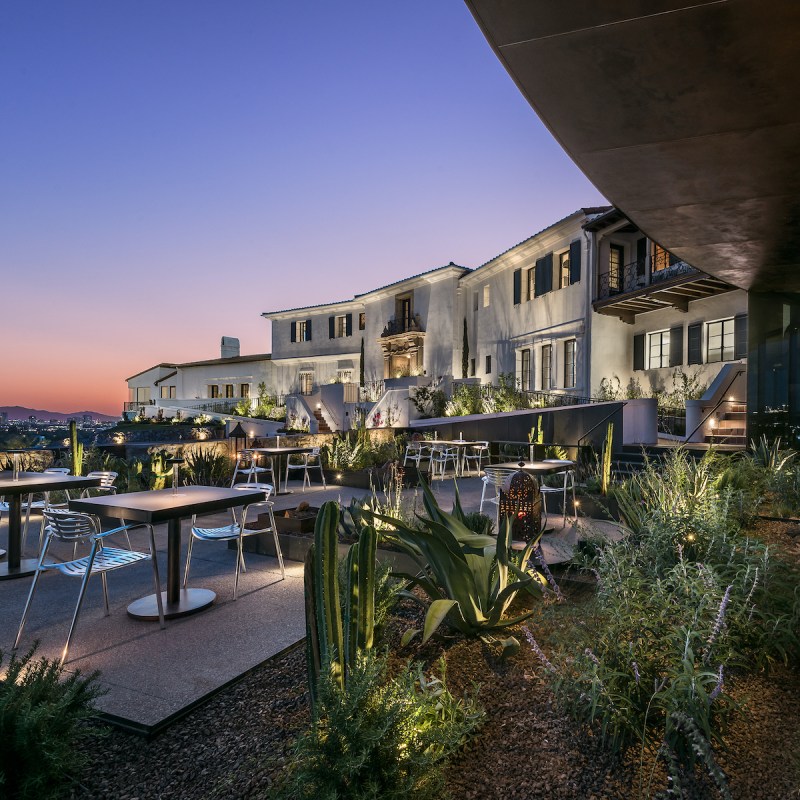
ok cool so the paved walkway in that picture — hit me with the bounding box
[0,477,626,733]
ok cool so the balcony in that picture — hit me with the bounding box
[594,256,734,323]
[381,313,424,337]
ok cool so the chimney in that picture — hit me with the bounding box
[221,336,240,358]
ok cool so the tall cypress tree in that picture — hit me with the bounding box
[461,318,469,379]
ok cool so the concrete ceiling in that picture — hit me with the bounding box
[464,0,800,292]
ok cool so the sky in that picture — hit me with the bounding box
[1,1,606,416]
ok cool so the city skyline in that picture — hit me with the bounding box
[2,1,605,415]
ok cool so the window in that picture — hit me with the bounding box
[473,292,479,311]
[134,387,151,403]
[295,320,308,342]
[160,385,176,399]
[483,284,491,307]
[707,318,735,363]
[299,372,313,396]
[336,315,347,338]
[225,384,234,398]
[527,268,535,300]
[609,244,624,293]
[485,355,492,374]
[559,252,570,289]
[651,242,680,272]
[359,312,366,330]
[208,385,220,399]
[337,369,353,383]
[648,330,671,369]
[564,340,576,388]
[470,358,476,377]
[520,349,531,390]
[240,384,250,398]
[541,345,553,390]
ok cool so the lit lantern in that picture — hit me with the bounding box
[498,469,542,543]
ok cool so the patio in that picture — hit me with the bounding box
[0,477,609,734]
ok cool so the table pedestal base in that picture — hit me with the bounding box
[127,588,216,621]
[0,557,38,580]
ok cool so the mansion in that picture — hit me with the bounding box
[127,206,747,435]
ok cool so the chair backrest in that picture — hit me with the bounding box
[44,468,71,475]
[86,470,118,488]
[233,482,273,500]
[484,467,516,487]
[43,510,98,542]
[310,447,321,456]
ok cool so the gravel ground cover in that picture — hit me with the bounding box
[69,521,800,800]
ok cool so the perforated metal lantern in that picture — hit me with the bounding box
[498,469,542,543]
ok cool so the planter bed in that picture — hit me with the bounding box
[322,464,425,490]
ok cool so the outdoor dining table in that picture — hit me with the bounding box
[69,484,265,620]
[433,440,484,476]
[493,460,575,478]
[0,472,102,579]
[248,446,315,494]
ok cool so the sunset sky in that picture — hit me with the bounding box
[1,1,605,416]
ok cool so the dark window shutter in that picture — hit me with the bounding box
[687,323,702,364]
[543,252,553,294]
[669,325,684,367]
[328,316,335,339]
[636,237,647,264]
[534,258,545,297]
[633,333,645,371]
[513,269,521,305]
[734,314,748,359]
[346,313,353,336]
[290,322,296,343]
[569,240,581,284]
[306,319,312,341]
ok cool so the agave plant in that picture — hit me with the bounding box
[750,434,795,474]
[369,477,547,651]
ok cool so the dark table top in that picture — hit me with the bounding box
[0,472,102,495]
[249,446,315,455]
[69,485,266,523]
[493,460,574,474]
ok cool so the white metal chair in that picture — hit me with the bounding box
[462,441,490,476]
[539,460,577,527]
[79,470,131,550]
[184,483,285,599]
[284,448,326,491]
[429,444,459,479]
[14,510,165,666]
[20,468,71,554]
[231,450,275,486]
[479,467,517,514]
[402,439,427,468]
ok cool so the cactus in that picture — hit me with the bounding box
[305,500,377,712]
[69,421,83,477]
[601,421,614,496]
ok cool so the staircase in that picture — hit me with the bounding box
[314,408,332,434]
[706,402,747,446]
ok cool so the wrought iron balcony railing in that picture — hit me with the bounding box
[595,256,696,301]
[381,314,424,336]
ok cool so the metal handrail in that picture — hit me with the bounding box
[577,402,626,448]
[684,367,746,442]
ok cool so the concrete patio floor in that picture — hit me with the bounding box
[0,476,625,734]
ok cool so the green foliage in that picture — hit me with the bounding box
[322,429,401,471]
[595,375,622,401]
[69,420,83,477]
[600,422,613,496]
[372,478,545,647]
[460,510,494,537]
[183,445,234,487]
[410,383,447,419]
[528,415,544,445]
[279,652,482,800]
[444,383,482,417]
[461,317,469,380]
[305,502,378,711]
[0,645,103,800]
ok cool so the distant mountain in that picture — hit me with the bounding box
[0,406,118,422]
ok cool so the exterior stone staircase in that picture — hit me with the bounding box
[706,401,747,446]
[314,408,332,434]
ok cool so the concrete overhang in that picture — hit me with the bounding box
[464,0,800,292]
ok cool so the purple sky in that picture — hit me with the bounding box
[1,1,606,415]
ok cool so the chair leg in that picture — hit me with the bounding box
[233,536,244,600]
[101,572,110,616]
[183,534,195,588]
[269,507,285,579]
[13,536,53,651]
[61,541,100,666]
[479,481,488,513]
[319,464,326,489]
[147,525,165,629]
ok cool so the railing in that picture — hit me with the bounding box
[684,367,747,442]
[522,389,602,408]
[382,314,424,336]
[124,400,155,411]
[657,406,687,437]
[595,257,697,301]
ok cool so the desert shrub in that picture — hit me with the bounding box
[279,653,482,800]
[183,445,234,487]
[0,646,103,800]
[460,510,494,537]
[444,383,482,417]
[411,383,447,418]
